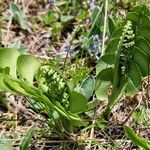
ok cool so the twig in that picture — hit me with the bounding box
[85,107,97,150]
[85,119,96,150]
[101,0,108,56]
[39,142,45,150]
[121,95,142,125]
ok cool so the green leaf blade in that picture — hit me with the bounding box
[88,6,102,38]
[17,55,41,84]
[131,47,149,77]
[0,48,20,77]
[136,36,150,57]
[124,126,150,150]
[128,60,141,89]
[20,124,36,150]
[69,91,88,113]
[79,76,95,99]
[108,16,116,35]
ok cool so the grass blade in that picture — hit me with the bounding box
[20,124,36,150]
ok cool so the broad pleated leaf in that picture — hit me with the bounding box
[111,28,122,39]
[97,68,113,82]
[17,55,41,84]
[126,60,141,95]
[96,68,113,100]
[87,99,98,110]
[69,91,88,113]
[10,2,24,27]
[0,144,13,150]
[126,12,140,25]
[128,60,141,89]
[108,16,116,35]
[0,48,20,77]
[135,36,150,57]
[137,28,150,42]
[131,47,149,76]
[96,54,115,75]
[140,15,150,28]
[95,80,110,100]
[10,3,23,18]
[132,6,144,15]
[126,79,139,96]
[10,3,28,30]
[79,76,95,99]
[105,38,120,54]
[132,5,150,16]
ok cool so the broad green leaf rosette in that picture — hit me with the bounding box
[0,48,95,126]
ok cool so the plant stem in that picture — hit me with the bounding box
[62,26,80,74]
[103,34,126,120]
[112,34,125,92]
[101,0,108,56]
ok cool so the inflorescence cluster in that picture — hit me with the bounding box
[38,65,69,109]
[120,20,135,74]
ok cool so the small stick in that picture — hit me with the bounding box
[85,119,96,150]
[101,0,108,56]
[85,108,96,150]
[121,95,142,125]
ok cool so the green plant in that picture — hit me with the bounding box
[132,105,150,125]
[20,124,36,150]
[0,3,150,149]
[10,3,28,30]
[83,5,103,55]
[124,126,150,150]
[95,5,150,119]
[0,48,96,130]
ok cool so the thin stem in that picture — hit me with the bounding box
[62,45,70,74]
[85,110,96,150]
[121,95,142,126]
[101,0,108,56]
[103,34,126,120]
[112,34,125,92]
[62,26,80,74]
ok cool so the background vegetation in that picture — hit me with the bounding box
[0,0,150,150]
